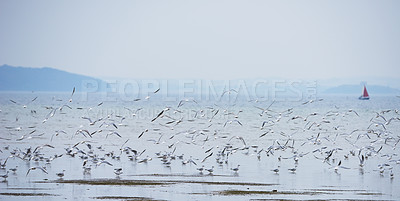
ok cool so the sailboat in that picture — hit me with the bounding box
[359,85,369,100]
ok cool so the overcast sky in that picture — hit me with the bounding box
[1,0,399,80]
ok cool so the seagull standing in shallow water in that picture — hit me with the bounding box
[288,167,297,173]
[231,165,240,173]
[0,171,8,181]
[206,166,214,174]
[197,165,205,173]
[114,168,123,177]
[56,170,65,179]
[10,166,18,174]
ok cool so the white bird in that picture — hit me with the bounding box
[359,155,365,168]
[106,131,122,138]
[0,171,9,181]
[9,166,18,174]
[151,108,170,122]
[223,120,243,127]
[96,160,113,166]
[56,170,65,179]
[197,165,205,173]
[271,168,279,174]
[26,166,48,176]
[206,166,214,174]
[231,165,240,173]
[347,109,359,117]
[138,156,152,163]
[83,166,92,174]
[138,129,149,139]
[0,158,9,169]
[332,160,350,172]
[114,168,123,176]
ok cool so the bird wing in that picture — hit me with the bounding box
[26,169,32,176]
[151,110,165,122]
[10,99,19,104]
[138,131,145,138]
[30,96,38,103]
[201,152,213,163]
[71,87,76,97]
[114,132,122,138]
[38,167,48,174]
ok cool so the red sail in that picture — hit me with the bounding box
[363,86,369,97]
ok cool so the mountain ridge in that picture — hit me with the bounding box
[1,65,399,95]
[0,64,104,92]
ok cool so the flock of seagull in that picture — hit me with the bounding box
[0,88,399,185]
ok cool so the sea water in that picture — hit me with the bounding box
[0,92,399,200]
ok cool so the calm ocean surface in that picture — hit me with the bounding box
[0,92,399,200]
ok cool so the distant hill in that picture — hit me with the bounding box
[0,65,105,92]
[323,84,400,95]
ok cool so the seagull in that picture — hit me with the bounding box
[151,108,170,122]
[81,116,103,126]
[182,156,197,165]
[359,155,365,168]
[114,168,123,176]
[347,109,359,117]
[271,168,279,174]
[138,129,149,139]
[96,160,113,166]
[201,152,213,163]
[260,121,274,129]
[254,101,275,116]
[106,131,122,138]
[138,156,152,163]
[33,144,55,154]
[124,107,143,117]
[177,99,198,108]
[9,96,38,108]
[9,166,18,174]
[231,165,240,173]
[206,166,214,174]
[197,165,205,173]
[56,170,65,179]
[367,122,386,130]
[229,136,247,147]
[374,112,387,122]
[288,167,297,173]
[0,158,9,169]
[259,130,272,138]
[221,89,238,99]
[0,171,9,181]
[74,129,92,138]
[26,166,48,176]
[223,120,243,127]
[51,130,68,141]
[83,166,92,174]
[332,160,350,172]
[69,87,75,102]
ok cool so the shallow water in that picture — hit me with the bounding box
[0,92,399,200]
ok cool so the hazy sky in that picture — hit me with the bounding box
[1,0,399,80]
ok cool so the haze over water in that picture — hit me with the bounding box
[0,90,399,200]
[1,0,400,200]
